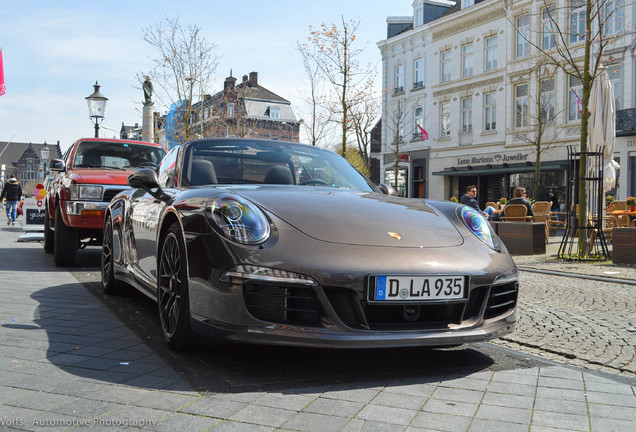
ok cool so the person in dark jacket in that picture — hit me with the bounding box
[504,186,534,217]
[0,174,23,226]
[460,185,498,220]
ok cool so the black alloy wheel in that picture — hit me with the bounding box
[157,223,196,350]
[101,214,119,294]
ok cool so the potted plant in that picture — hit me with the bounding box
[627,196,636,212]
[605,195,615,207]
[450,196,459,203]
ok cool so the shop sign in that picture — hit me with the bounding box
[456,152,529,165]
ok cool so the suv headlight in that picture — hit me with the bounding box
[69,184,103,200]
[206,193,271,245]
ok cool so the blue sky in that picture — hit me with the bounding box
[0,1,413,151]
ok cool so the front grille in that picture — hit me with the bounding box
[325,285,489,331]
[484,282,518,319]
[243,283,322,325]
[103,189,125,203]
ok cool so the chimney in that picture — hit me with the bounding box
[242,75,248,84]
[224,75,236,91]
[249,72,258,86]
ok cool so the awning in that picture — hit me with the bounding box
[432,164,568,177]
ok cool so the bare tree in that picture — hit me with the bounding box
[349,92,381,177]
[302,17,376,158]
[383,97,410,194]
[505,0,624,255]
[142,16,219,145]
[296,42,335,147]
[511,62,564,199]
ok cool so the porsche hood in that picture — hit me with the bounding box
[228,188,464,248]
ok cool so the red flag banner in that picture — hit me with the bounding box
[416,122,429,141]
[0,48,5,96]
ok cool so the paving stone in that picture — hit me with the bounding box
[370,391,426,410]
[131,391,200,411]
[252,393,315,411]
[150,412,220,432]
[533,397,588,415]
[178,396,247,419]
[282,412,348,432]
[302,397,364,417]
[590,416,636,432]
[480,391,533,409]
[588,402,636,421]
[531,410,590,431]
[207,420,274,431]
[229,404,296,428]
[474,404,531,424]
[410,411,472,431]
[356,404,417,425]
[421,398,478,417]
[468,418,530,432]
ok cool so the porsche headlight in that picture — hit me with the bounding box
[459,206,494,248]
[207,194,270,244]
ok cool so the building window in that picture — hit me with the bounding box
[603,0,624,36]
[414,107,424,137]
[395,65,405,93]
[516,14,530,58]
[570,0,585,43]
[568,75,583,121]
[269,106,280,119]
[541,78,555,122]
[515,84,529,128]
[441,50,451,82]
[461,98,472,133]
[462,44,473,77]
[463,0,475,7]
[440,101,450,137]
[608,64,623,109]
[227,103,235,118]
[542,7,556,49]
[485,36,498,70]
[414,59,424,89]
[415,7,423,27]
[484,92,496,131]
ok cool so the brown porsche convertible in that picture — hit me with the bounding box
[102,138,517,350]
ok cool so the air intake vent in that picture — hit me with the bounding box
[243,283,322,325]
[484,282,518,319]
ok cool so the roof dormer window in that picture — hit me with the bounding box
[267,106,280,119]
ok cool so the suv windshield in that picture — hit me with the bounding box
[74,141,166,169]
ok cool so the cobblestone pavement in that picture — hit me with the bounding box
[494,240,636,379]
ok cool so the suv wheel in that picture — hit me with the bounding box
[53,207,78,266]
[43,208,54,253]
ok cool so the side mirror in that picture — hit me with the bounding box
[50,159,65,172]
[128,168,168,201]
[378,183,397,196]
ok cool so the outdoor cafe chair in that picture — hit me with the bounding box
[500,204,533,222]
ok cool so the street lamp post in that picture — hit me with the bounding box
[86,81,108,138]
[40,142,50,179]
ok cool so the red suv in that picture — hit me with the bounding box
[44,138,166,266]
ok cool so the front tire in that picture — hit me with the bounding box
[101,214,120,294]
[157,223,196,350]
[53,207,77,267]
[43,208,54,253]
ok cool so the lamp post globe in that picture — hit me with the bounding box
[86,81,108,138]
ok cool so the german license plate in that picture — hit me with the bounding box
[371,276,467,302]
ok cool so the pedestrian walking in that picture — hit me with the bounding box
[0,174,23,226]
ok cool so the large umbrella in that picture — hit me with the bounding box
[588,66,619,191]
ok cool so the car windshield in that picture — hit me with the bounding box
[182,139,377,192]
[74,141,166,169]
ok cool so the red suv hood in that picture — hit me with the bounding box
[68,169,133,185]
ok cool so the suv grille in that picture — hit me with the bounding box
[102,189,125,203]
